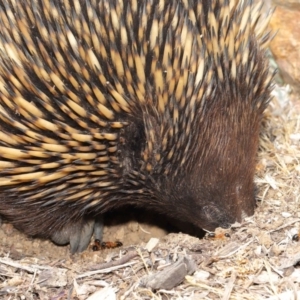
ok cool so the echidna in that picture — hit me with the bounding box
[0,0,273,253]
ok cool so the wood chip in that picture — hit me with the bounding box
[141,256,197,290]
[145,238,159,252]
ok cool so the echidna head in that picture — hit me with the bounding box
[145,83,269,232]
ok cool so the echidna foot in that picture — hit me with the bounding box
[51,216,104,253]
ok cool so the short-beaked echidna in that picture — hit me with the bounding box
[0,0,273,253]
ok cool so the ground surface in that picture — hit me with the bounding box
[0,85,300,299]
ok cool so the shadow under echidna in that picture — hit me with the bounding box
[0,0,273,253]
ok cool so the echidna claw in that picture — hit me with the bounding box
[69,219,95,253]
[94,216,104,241]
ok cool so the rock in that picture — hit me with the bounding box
[269,2,300,90]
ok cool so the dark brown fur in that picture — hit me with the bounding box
[0,0,272,251]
